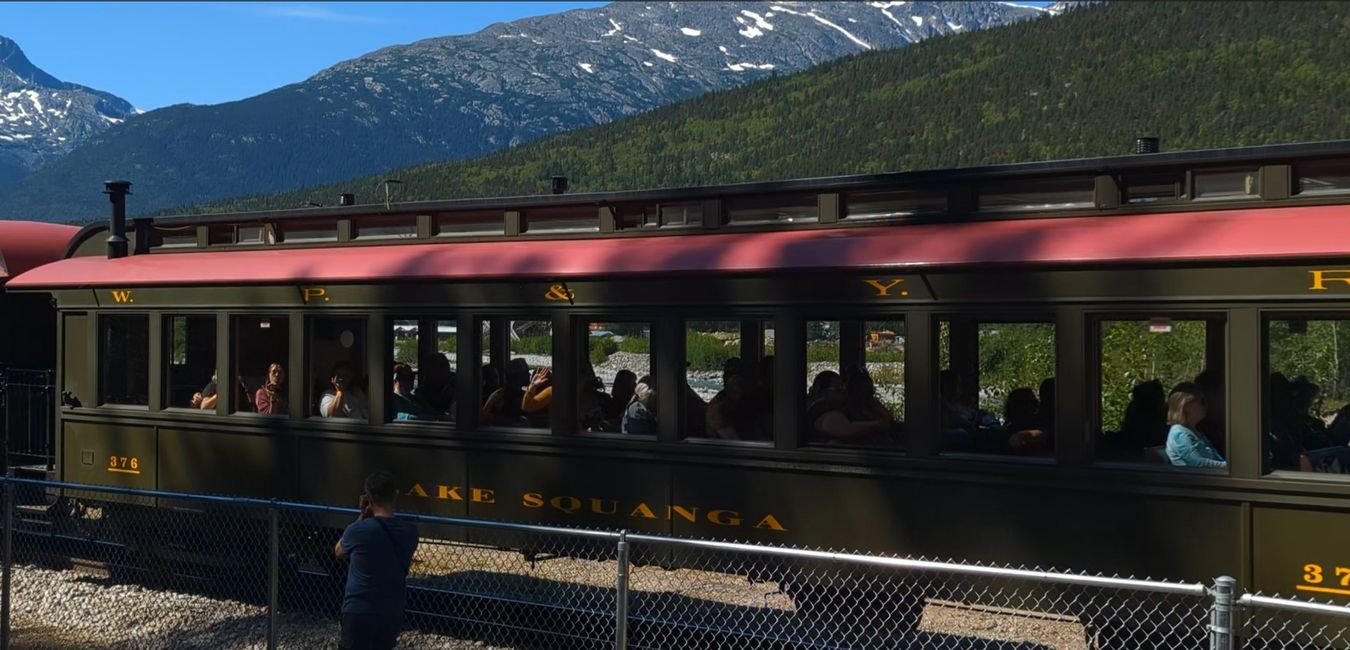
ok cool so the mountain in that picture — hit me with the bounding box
[0,1,1051,222]
[0,36,135,187]
[182,0,1350,215]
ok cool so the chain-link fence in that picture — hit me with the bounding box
[0,477,1345,650]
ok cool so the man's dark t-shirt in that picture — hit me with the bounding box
[339,516,419,616]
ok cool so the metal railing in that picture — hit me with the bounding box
[0,477,1345,650]
[0,366,54,468]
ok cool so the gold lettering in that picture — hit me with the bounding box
[550,496,581,514]
[471,488,495,504]
[437,485,463,501]
[301,287,330,303]
[863,278,908,297]
[707,509,742,526]
[628,503,657,519]
[667,505,698,523]
[544,284,576,302]
[753,514,787,532]
[110,290,134,304]
[522,492,544,508]
[406,483,428,498]
[1310,270,1350,291]
[590,498,618,515]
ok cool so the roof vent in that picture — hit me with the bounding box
[338,193,356,206]
[551,176,569,195]
[104,180,132,259]
[1134,137,1161,154]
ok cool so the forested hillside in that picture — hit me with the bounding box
[186,0,1350,214]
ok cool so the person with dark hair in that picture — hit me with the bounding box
[334,471,419,650]
[1192,368,1226,456]
[390,363,440,422]
[706,358,757,440]
[481,359,529,427]
[190,370,219,410]
[577,361,615,432]
[254,363,287,415]
[805,369,890,444]
[607,369,638,425]
[322,361,370,420]
[1120,380,1168,451]
[413,352,454,416]
[1165,382,1226,469]
[1002,387,1049,453]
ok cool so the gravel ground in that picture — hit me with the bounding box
[9,565,510,650]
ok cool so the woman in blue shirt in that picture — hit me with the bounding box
[1165,382,1227,469]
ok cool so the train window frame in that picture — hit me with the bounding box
[385,315,456,426]
[476,315,556,437]
[1086,311,1228,473]
[97,312,151,409]
[573,317,659,440]
[161,313,219,414]
[681,316,775,447]
[1259,310,1350,482]
[931,312,1059,463]
[800,314,909,453]
[305,315,372,424]
[230,313,292,418]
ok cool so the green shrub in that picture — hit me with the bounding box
[686,332,735,372]
[589,337,619,366]
[618,336,650,354]
[511,335,553,355]
[393,338,418,365]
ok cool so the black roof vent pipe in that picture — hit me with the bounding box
[1134,136,1161,154]
[551,176,568,195]
[104,180,131,259]
[338,193,355,206]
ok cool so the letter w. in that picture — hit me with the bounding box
[111,290,134,304]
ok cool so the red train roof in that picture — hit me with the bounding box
[0,221,77,284]
[7,204,1349,289]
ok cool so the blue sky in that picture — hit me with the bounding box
[0,1,1051,111]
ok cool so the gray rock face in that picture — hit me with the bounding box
[1,1,1051,221]
[0,36,135,186]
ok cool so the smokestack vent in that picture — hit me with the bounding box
[1134,137,1161,154]
[338,193,356,206]
[551,176,568,195]
[104,180,132,259]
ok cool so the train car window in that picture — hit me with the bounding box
[725,194,817,225]
[1122,171,1185,204]
[279,219,337,243]
[354,214,418,240]
[153,225,198,249]
[844,188,945,221]
[660,203,702,229]
[212,223,275,246]
[1264,318,1350,475]
[866,319,906,440]
[98,314,149,406]
[977,176,1095,212]
[1297,159,1350,196]
[804,319,906,449]
[164,315,217,411]
[309,317,369,422]
[232,316,289,415]
[1193,168,1260,200]
[582,322,655,435]
[387,319,453,423]
[683,320,772,442]
[938,318,1055,457]
[523,207,597,234]
[434,210,504,237]
[479,318,552,430]
[1095,318,1223,468]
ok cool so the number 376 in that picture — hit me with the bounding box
[1303,564,1350,586]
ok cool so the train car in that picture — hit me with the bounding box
[0,220,77,470]
[8,141,1350,615]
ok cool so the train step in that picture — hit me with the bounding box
[8,464,55,480]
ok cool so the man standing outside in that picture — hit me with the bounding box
[334,471,419,650]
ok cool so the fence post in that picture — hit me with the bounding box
[268,505,279,650]
[1209,575,1237,650]
[615,530,630,650]
[1,480,13,650]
